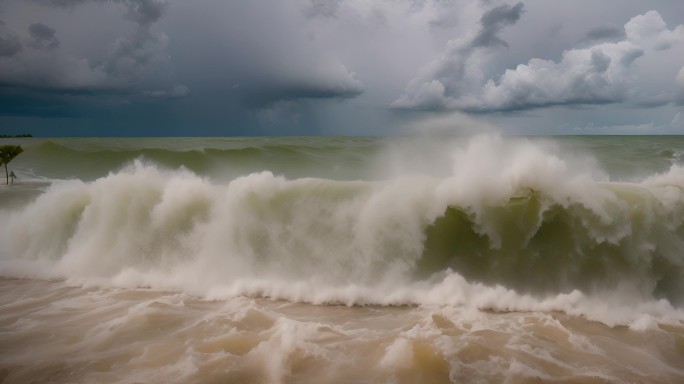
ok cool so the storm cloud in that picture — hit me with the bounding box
[391,2,525,110]
[472,2,524,48]
[28,23,59,49]
[169,1,365,108]
[35,0,167,25]
[0,22,22,57]
[393,8,684,113]
[0,0,180,95]
[0,0,682,136]
[582,26,626,43]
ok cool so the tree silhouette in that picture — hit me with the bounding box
[0,145,24,185]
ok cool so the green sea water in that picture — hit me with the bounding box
[4,135,683,181]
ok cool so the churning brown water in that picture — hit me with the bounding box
[1,279,683,383]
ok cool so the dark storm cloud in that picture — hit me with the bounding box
[102,28,170,84]
[305,0,343,19]
[32,0,170,71]
[123,0,166,26]
[35,0,167,26]
[1,0,367,135]
[243,82,363,108]
[0,0,187,133]
[0,15,104,90]
[2,0,683,136]
[0,0,183,96]
[226,68,364,110]
[472,2,524,48]
[172,1,364,109]
[0,22,22,57]
[582,26,626,42]
[29,23,60,49]
[236,56,364,107]
[0,86,95,118]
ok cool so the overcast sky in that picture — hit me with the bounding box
[0,0,683,136]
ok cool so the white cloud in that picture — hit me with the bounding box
[475,42,641,110]
[394,9,684,112]
[623,10,684,50]
[391,2,526,110]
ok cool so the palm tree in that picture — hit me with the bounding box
[0,145,24,185]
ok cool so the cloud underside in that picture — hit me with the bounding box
[0,0,188,98]
[0,0,365,106]
[242,61,364,107]
[245,84,363,107]
[393,9,684,112]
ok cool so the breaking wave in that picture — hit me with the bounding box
[2,134,684,327]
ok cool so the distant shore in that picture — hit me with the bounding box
[0,134,32,138]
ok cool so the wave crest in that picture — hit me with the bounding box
[2,136,684,326]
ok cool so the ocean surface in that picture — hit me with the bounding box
[1,135,684,383]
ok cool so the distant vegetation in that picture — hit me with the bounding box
[0,134,32,138]
[0,145,24,185]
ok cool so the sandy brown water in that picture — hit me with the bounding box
[1,278,683,384]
